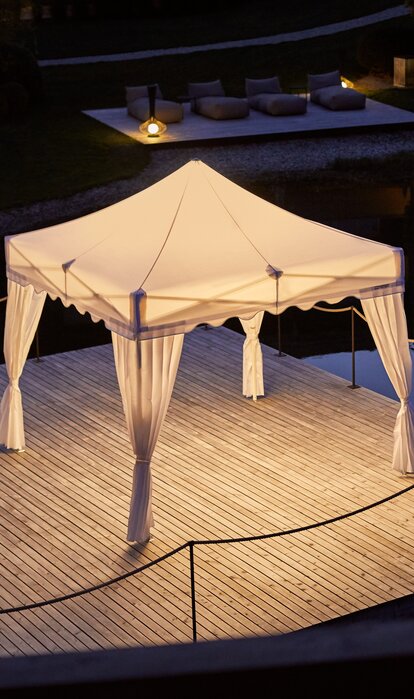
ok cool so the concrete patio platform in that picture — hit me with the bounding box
[84,98,414,145]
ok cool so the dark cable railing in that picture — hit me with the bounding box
[276,301,414,390]
[1,483,414,644]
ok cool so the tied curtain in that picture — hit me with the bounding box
[0,280,46,451]
[239,312,264,401]
[362,293,414,474]
[112,331,184,543]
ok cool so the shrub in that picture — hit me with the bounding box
[2,81,30,115]
[0,87,8,120]
[357,25,414,75]
[0,42,43,101]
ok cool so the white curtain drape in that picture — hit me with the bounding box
[362,293,414,474]
[239,311,265,401]
[112,331,184,543]
[0,280,46,451]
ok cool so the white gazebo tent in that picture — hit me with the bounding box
[1,160,413,543]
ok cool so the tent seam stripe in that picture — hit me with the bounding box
[202,169,276,271]
[137,175,190,292]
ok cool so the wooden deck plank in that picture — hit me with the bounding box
[1,326,413,655]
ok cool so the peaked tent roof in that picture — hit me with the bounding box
[6,160,404,340]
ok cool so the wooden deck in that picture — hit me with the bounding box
[84,99,414,145]
[0,325,413,657]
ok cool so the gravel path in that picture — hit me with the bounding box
[39,4,409,66]
[1,127,413,236]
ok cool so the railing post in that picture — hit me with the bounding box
[348,307,359,390]
[189,541,198,642]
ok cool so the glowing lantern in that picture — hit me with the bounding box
[139,116,167,138]
[139,84,167,138]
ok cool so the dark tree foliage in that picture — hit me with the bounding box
[357,23,414,74]
[0,42,41,95]
[0,41,42,120]
[0,0,243,22]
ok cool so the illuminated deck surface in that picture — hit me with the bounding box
[0,326,412,656]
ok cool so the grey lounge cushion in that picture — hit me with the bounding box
[254,93,307,115]
[308,70,341,93]
[128,97,184,123]
[248,93,269,110]
[188,80,225,98]
[245,77,281,97]
[311,85,366,110]
[126,84,163,105]
[194,96,249,120]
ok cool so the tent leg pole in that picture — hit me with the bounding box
[276,313,285,358]
[348,307,360,389]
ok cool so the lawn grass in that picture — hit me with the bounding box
[0,111,149,210]
[35,0,401,59]
[366,87,414,111]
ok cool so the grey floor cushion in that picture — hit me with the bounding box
[128,97,184,123]
[310,86,366,110]
[307,70,341,93]
[193,96,249,120]
[245,76,281,97]
[250,93,307,115]
[188,80,225,99]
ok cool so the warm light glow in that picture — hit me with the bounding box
[340,76,353,89]
[139,117,167,138]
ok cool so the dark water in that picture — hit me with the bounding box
[304,349,414,401]
[1,181,413,400]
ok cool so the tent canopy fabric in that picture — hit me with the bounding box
[6,160,403,341]
[2,159,413,542]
